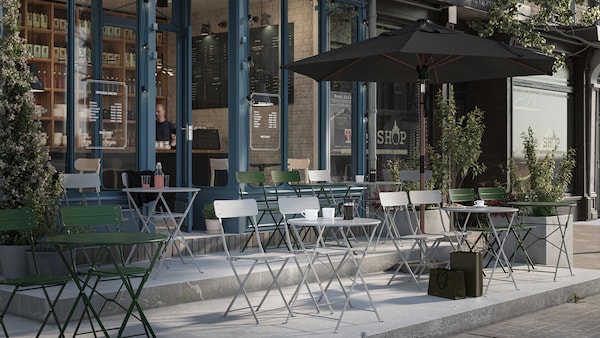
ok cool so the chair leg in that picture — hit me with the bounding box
[225,259,260,324]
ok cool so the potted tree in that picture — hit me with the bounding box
[384,86,486,233]
[0,1,64,278]
[203,203,221,234]
[507,127,576,267]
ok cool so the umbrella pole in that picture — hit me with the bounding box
[419,76,427,233]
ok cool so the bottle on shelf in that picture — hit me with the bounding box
[154,162,164,189]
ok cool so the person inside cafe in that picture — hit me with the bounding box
[156,103,176,147]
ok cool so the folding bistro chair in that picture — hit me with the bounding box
[61,173,102,206]
[236,171,284,252]
[381,191,444,289]
[478,187,535,270]
[60,205,152,334]
[409,189,464,251]
[209,158,229,186]
[307,169,338,206]
[0,208,71,337]
[449,188,509,269]
[213,199,296,324]
[271,170,303,197]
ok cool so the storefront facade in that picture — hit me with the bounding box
[21,0,600,230]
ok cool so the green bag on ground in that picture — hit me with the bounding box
[450,251,483,297]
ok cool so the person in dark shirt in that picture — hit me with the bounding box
[156,103,176,147]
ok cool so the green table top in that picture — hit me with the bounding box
[46,232,168,246]
[508,201,577,207]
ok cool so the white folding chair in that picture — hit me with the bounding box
[382,191,445,288]
[307,169,338,206]
[61,173,102,206]
[210,158,229,186]
[74,157,101,174]
[409,190,464,251]
[214,199,296,324]
[277,196,334,315]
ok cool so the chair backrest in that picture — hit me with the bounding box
[74,158,101,174]
[378,191,413,236]
[448,188,477,204]
[61,205,123,232]
[398,169,432,182]
[210,158,229,187]
[277,196,320,249]
[0,207,36,232]
[408,190,447,234]
[379,191,410,208]
[409,189,443,206]
[271,170,302,197]
[271,170,301,184]
[236,171,265,185]
[62,173,102,205]
[288,158,310,183]
[307,169,331,183]
[478,187,506,201]
[214,199,259,255]
[278,196,320,216]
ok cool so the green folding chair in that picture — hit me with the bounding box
[60,205,150,335]
[0,207,71,337]
[478,187,536,271]
[236,171,284,252]
[448,188,508,261]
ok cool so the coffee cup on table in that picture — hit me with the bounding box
[355,175,365,183]
[322,207,335,219]
[474,200,485,207]
[301,209,319,221]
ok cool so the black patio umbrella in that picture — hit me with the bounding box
[284,19,555,193]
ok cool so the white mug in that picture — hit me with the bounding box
[301,209,319,221]
[474,200,485,207]
[322,207,335,219]
[355,175,365,183]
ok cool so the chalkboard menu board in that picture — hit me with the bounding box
[192,24,294,109]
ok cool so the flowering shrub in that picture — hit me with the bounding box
[0,0,63,245]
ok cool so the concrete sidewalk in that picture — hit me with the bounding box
[451,220,600,338]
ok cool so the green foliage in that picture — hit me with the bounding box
[203,203,217,220]
[0,0,63,245]
[428,86,486,197]
[469,0,600,70]
[509,127,576,216]
[384,157,418,192]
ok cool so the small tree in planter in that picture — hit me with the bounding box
[428,85,486,199]
[507,127,576,267]
[0,0,63,250]
[203,203,221,234]
[509,127,576,216]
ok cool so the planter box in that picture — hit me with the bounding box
[0,245,29,279]
[499,215,573,268]
[26,250,72,276]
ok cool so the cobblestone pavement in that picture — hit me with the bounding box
[450,221,600,338]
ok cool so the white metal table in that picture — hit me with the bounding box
[286,217,382,332]
[123,187,202,275]
[444,205,520,295]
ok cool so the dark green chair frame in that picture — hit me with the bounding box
[61,205,149,335]
[236,171,285,252]
[448,188,508,268]
[478,187,536,271]
[0,207,71,337]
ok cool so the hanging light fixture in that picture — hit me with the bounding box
[29,63,45,93]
